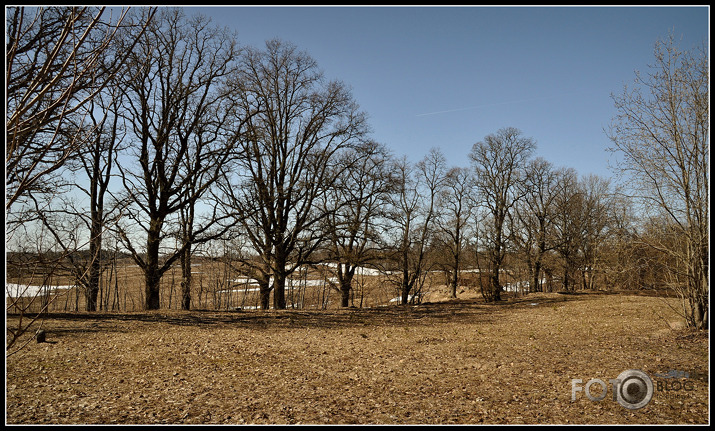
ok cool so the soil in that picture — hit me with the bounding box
[5,291,709,424]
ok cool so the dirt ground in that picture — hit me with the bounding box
[5,291,709,425]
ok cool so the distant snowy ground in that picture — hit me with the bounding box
[6,283,75,298]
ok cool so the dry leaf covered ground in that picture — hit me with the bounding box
[5,291,709,425]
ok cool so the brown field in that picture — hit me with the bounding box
[7,259,448,313]
[5,289,709,425]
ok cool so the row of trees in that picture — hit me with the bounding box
[6,7,708,330]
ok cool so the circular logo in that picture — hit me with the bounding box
[615,369,653,409]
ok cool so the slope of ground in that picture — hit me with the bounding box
[5,292,709,424]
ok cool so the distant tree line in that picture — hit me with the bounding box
[6,7,708,331]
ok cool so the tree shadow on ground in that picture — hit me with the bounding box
[10,292,596,333]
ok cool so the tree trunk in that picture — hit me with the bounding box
[339,268,355,308]
[532,260,542,294]
[273,275,286,310]
[145,221,162,310]
[531,240,547,293]
[491,270,502,301]
[401,265,411,305]
[86,153,102,311]
[401,283,411,305]
[491,224,503,301]
[259,279,271,310]
[449,270,458,298]
[180,245,192,310]
[145,269,161,310]
[341,283,351,308]
[563,267,571,291]
[449,251,459,298]
[86,219,102,311]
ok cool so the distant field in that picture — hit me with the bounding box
[6,292,709,424]
[6,259,529,312]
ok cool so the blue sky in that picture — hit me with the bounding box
[187,5,708,179]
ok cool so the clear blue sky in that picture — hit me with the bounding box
[186,5,708,179]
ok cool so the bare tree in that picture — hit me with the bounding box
[6,7,153,310]
[54,54,136,311]
[115,9,243,310]
[222,39,369,309]
[435,166,476,298]
[5,178,104,350]
[606,33,709,329]
[386,149,446,305]
[599,194,653,291]
[10,88,129,313]
[511,158,561,293]
[577,174,615,291]
[469,127,535,301]
[551,168,586,291]
[6,6,154,212]
[6,7,154,354]
[320,141,395,307]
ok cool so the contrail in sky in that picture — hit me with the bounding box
[415,92,582,117]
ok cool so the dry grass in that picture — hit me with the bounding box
[7,260,440,313]
[5,291,709,424]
